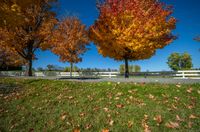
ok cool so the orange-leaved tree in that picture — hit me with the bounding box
[0,28,25,69]
[89,0,177,78]
[49,17,90,78]
[0,0,58,76]
[0,44,25,69]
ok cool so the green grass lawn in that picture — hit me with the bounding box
[0,78,199,131]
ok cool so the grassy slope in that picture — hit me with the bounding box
[0,78,199,132]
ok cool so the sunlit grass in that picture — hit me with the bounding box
[0,78,199,131]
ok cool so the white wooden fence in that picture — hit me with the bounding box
[35,71,119,78]
[174,70,200,79]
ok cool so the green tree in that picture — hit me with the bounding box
[180,53,193,70]
[119,64,141,73]
[47,65,55,71]
[167,53,180,71]
[134,65,141,72]
[167,52,193,71]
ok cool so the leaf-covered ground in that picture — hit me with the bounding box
[0,78,200,131]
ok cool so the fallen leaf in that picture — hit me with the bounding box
[128,121,133,128]
[197,90,200,94]
[116,104,124,108]
[176,115,184,121]
[189,114,197,119]
[60,113,67,121]
[114,97,120,100]
[102,128,109,132]
[103,107,109,112]
[148,94,155,99]
[165,121,179,128]
[68,96,74,99]
[187,88,193,93]
[187,105,194,109]
[171,104,178,110]
[176,84,181,88]
[142,115,151,132]
[85,124,92,129]
[153,115,162,125]
[109,119,114,126]
[73,128,80,132]
[79,112,86,117]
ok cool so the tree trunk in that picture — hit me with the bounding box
[124,58,129,78]
[70,62,73,78]
[26,59,32,76]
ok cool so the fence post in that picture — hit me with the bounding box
[109,72,111,78]
[182,71,185,79]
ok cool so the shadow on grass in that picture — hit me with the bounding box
[0,83,22,95]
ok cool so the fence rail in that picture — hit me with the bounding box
[174,70,200,79]
[1,70,199,79]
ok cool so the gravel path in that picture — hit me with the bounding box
[2,76,199,84]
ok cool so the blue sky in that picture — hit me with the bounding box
[33,0,200,71]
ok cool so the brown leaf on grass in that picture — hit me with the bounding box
[187,88,193,93]
[102,128,109,132]
[142,115,151,132]
[171,104,178,110]
[85,124,92,129]
[148,94,155,99]
[165,121,179,128]
[114,97,120,100]
[79,112,86,117]
[109,119,114,126]
[116,104,124,108]
[68,96,74,99]
[153,115,162,125]
[176,84,181,88]
[189,114,197,119]
[176,115,184,121]
[197,90,200,94]
[103,107,109,112]
[60,113,67,121]
[128,121,133,128]
[73,128,80,132]
[116,92,123,96]
[187,104,194,109]
[174,97,180,101]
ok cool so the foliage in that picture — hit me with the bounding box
[47,64,55,71]
[0,41,24,68]
[49,16,90,64]
[119,64,141,74]
[89,0,176,77]
[167,52,193,71]
[0,0,58,76]
[0,78,200,131]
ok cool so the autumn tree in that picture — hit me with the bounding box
[89,0,176,78]
[167,52,193,71]
[0,44,24,69]
[0,0,58,76]
[49,17,90,78]
[0,28,25,69]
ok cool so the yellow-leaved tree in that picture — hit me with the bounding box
[89,0,177,78]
